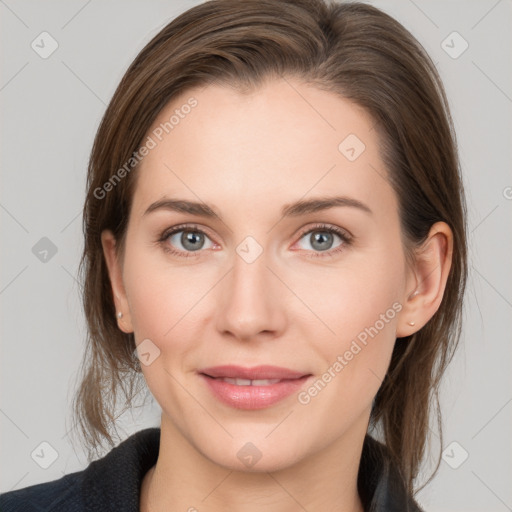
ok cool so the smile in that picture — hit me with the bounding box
[198,365,312,410]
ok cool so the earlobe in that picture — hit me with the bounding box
[100,230,134,333]
[396,222,453,338]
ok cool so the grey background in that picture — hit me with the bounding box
[1,0,511,510]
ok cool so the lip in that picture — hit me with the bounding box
[198,365,312,410]
[199,365,308,380]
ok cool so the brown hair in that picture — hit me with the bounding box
[71,0,468,497]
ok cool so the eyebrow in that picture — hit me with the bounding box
[143,196,373,219]
[281,196,372,217]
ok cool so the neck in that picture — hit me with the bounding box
[140,415,367,512]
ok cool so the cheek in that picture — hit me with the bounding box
[122,247,209,416]
[292,275,402,433]
[295,245,404,390]
[295,251,402,340]
[122,243,217,351]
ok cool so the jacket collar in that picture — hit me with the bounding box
[358,434,424,511]
[81,428,423,511]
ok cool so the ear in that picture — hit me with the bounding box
[396,221,453,338]
[101,230,134,333]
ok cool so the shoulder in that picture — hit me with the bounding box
[0,428,160,512]
[0,471,84,512]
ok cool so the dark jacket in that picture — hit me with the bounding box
[0,428,424,511]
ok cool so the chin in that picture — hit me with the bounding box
[185,426,309,473]
[209,443,306,474]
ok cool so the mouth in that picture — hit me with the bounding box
[198,365,312,409]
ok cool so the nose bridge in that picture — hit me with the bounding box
[215,239,284,339]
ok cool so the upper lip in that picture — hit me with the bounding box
[199,365,309,380]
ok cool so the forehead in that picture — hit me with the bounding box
[131,79,396,221]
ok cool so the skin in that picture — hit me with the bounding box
[102,78,453,512]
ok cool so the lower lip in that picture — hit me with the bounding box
[200,374,311,410]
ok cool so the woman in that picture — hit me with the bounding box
[0,0,467,510]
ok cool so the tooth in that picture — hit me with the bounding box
[252,379,280,385]
[235,378,252,386]
[219,378,282,385]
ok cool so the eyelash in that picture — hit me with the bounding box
[157,223,353,259]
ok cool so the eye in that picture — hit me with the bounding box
[159,224,216,257]
[158,222,352,259]
[294,223,352,257]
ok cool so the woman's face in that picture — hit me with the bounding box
[103,78,417,471]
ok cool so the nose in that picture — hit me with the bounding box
[215,244,287,342]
